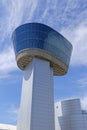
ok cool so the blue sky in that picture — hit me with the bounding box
[0,0,87,125]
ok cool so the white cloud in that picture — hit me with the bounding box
[0,0,38,44]
[76,76,87,88]
[7,105,19,122]
[8,105,19,115]
[0,104,19,123]
[81,96,87,110]
[0,74,11,80]
[0,46,17,75]
[0,0,22,43]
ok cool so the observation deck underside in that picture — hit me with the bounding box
[16,48,68,76]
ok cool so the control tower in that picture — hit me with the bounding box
[12,23,72,130]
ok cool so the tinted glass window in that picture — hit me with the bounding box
[12,23,72,66]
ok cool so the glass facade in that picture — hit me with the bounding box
[12,23,72,67]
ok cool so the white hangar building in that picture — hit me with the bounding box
[0,124,16,130]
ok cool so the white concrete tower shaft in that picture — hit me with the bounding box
[17,58,55,130]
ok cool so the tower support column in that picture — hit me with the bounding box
[17,58,55,130]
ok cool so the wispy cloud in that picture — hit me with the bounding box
[0,104,19,124]
[0,0,39,45]
[0,46,17,75]
[7,105,19,122]
[76,76,87,88]
[0,0,87,76]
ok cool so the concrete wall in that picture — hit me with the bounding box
[17,58,55,130]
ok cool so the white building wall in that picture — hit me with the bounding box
[55,102,62,130]
[55,99,87,130]
[83,114,87,129]
[61,99,81,116]
[17,58,55,130]
[0,124,16,130]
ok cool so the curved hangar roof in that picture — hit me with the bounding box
[12,23,72,75]
[0,124,16,130]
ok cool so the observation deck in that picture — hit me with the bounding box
[12,23,72,75]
